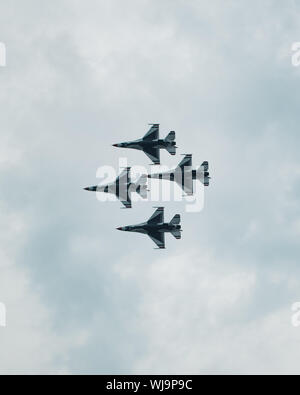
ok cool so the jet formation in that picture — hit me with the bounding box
[84,124,211,249]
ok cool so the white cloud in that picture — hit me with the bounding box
[114,251,300,374]
[0,206,89,373]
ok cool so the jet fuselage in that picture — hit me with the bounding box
[114,139,176,150]
[118,222,181,234]
[85,181,134,195]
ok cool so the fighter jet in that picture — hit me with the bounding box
[117,207,182,249]
[84,167,147,208]
[148,154,210,196]
[113,124,177,165]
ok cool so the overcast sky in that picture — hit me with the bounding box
[1,0,300,374]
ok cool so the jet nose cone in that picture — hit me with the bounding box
[84,186,97,192]
[116,227,123,231]
[112,144,119,147]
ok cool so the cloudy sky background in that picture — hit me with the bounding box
[1,0,300,374]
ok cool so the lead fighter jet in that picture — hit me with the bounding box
[117,207,182,249]
[113,124,177,165]
[84,167,147,208]
[148,154,210,196]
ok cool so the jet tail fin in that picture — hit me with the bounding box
[196,169,211,186]
[201,161,209,171]
[136,184,148,199]
[164,131,176,142]
[166,145,176,155]
[137,174,147,185]
[164,131,176,156]
[203,173,211,187]
[170,214,181,225]
[135,174,148,199]
[170,214,181,239]
[198,162,210,186]
[171,229,181,239]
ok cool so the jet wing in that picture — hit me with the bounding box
[148,207,164,224]
[116,167,130,184]
[175,179,193,195]
[179,172,193,195]
[178,154,192,169]
[120,196,131,209]
[143,124,159,141]
[113,168,131,207]
[118,185,131,208]
[143,147,160,164]
[175,155,193,195]
[148,231,165,249]
[115,167,131,207]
